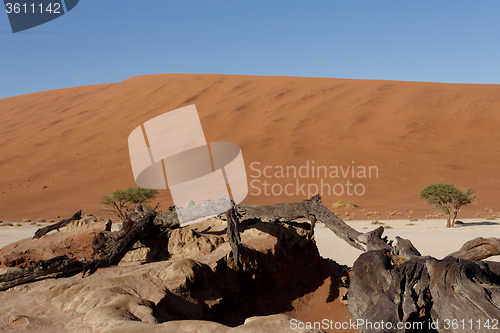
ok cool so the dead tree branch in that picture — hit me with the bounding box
[225,203,241,269]
[230,194,365,251]
[33,210,82,239]
[83,205,156,277]
[0,256,84,291]
[448,237,500,261]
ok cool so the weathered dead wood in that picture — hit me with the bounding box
[448,237,500,261]
[392,236,421,259]
[225,204,241,269]
[357,226,392,252]
[91,206,179,259]
[91,214,135,257]
[307,215,316,239]
[83,205,156,277]
[348,234,500,333]
[0,256,84,291]
[231,194,366,251]
[33,210,82,239]
[427,258,500,330]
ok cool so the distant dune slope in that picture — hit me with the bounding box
[1,74,500,220]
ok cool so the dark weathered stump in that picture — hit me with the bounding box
[83,205,156,276]
[348,235,500,333]
[0,256,84,291]
[225,204,242,269]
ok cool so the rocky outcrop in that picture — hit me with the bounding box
[121,227,224,263]
[0,218,340,332]
[0,216,105,268]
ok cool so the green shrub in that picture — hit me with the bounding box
[332,200,358,209]
[100,187,159,219]
[420,183,476,228]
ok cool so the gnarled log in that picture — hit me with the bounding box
[227,194,366,251]
[225,204,241,269]
[83,205,156,276]
[448,237,500,261]
[0,256,84,291]
[348,234,500,333]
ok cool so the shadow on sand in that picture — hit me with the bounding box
[455,220,500,227]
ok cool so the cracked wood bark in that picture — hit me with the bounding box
[232,194,366,251]
[348,235,500,333]
[91,206,179,259]
[448,237,500,261]
[33,210,82,239]
[83,205,156,277]
[225,204,241,269]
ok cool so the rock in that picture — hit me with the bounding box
[0,218,107,268]
[65,216,99,231]
[168,228,223,260]
[118,227,224,263]
[101,314,324,333]
[9,314,30,327]
[0,219,338,332]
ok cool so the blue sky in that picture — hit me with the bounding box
[1,1,500,99]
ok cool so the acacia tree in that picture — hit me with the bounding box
[420,183,477,228]
[100,187,159,219]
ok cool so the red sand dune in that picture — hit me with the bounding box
[1,74,500,221]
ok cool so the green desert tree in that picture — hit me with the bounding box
[100,187,159,219]
[420,183,477,228]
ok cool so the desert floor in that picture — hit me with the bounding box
[315,218,500,266]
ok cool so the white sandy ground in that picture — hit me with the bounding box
[0,219,499,267]
[315,218,500,266]
[0,225,40,249]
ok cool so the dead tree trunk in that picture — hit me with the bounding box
[348,234,500,333]
[0,256,84,291]
[83,205,156,276]
[33,210,82,239]
[228,194,365,250]
[225,204,241,269]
